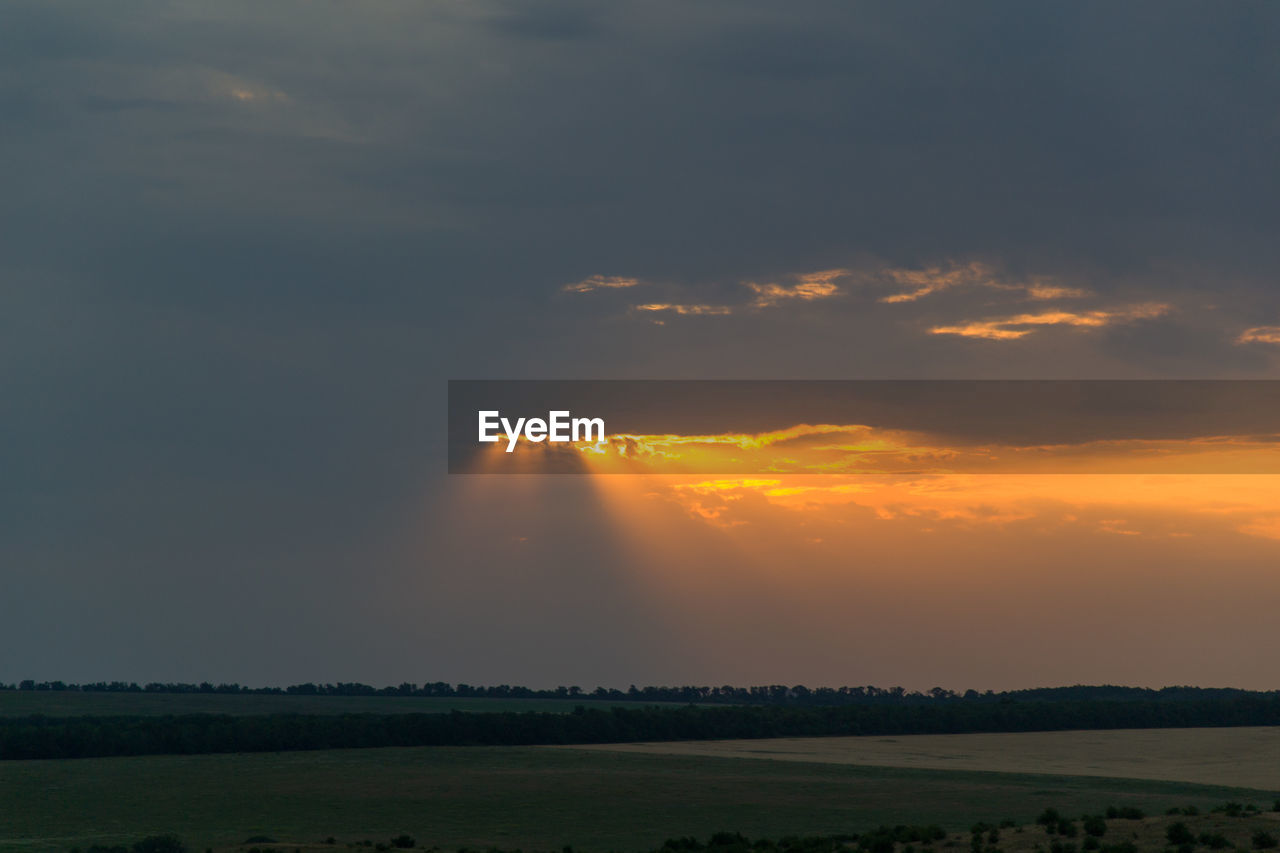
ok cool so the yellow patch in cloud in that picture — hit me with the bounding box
[1023,282,1089,300]
[1237,326,1280,345]
[206,71,288,104]
[633,303,733,316]
[1238,516,1280,540]
[564,274,641,293]
[930,303,1169,341]
[671,479,783,493]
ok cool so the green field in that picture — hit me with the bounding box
[0,692,673,717]
[2,745,1276,853]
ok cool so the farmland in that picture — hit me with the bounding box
[2,741,1277,853]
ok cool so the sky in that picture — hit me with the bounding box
[4,0,1280,691]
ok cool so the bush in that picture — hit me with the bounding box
[1167,823,1194,846]
[1104,808,1144,821]
[1083,817,1106,838]
[1038,810,1063,830]
[242,839,276,846]
[391,838,415,850]
[1252,832,1278,850]
[1081,838,1099,851]
[1198,833,1231,849]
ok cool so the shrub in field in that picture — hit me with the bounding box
[390,837,415,849]
[1098,842,1137,853]
[1167,823,1194,845]
[1082,817,1107,838]
[1198,832,1231,849]
[132,837,184,853]
[1104,807,1144,820]
[1252,832,1278,850]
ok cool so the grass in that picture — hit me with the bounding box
[567,727,1280,790]
[1,745,1276,853]
[0,692,676,717]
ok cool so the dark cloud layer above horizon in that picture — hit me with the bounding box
[4,1,1280,688]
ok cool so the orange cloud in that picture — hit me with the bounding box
[873,261,1088,304]
[595,470,1280,540]
[479,419,1280,478]
[604,263,1095,323]
[879,261,993,303]
[466,411,1280,483]
[745,269,847,307]
[929,303,1169,340]
[564,274,641,293]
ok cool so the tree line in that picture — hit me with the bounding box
[3,680,1271,707]
[7,692,1280,760]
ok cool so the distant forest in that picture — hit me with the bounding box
[3,680,1273,706]
[6,689,1280,760]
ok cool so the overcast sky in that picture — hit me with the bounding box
[4,1,1280,690]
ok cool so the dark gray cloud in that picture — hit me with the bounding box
[3,0,1280,686]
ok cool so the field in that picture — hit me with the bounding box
[3,742,1278,853]
[568,727,1280,789]
[0,692,673,718]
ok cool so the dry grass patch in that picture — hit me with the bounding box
[562,728,1280,789]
